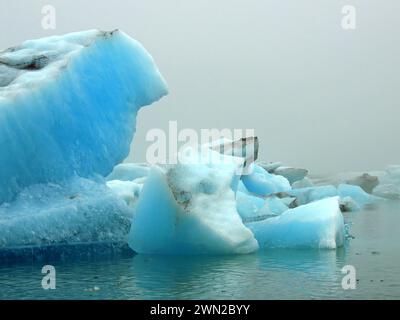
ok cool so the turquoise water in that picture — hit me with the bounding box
[0,201,399,299]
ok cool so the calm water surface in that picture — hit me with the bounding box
[0,201,399,299]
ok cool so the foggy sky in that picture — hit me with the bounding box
[1,0,399,174]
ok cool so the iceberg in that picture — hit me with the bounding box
[337,184,379,207]
[0,177,133,251]
[373,165,400,199]
[0,30,167,257]
[292,177,314,189]
[128,147,259,255]
[236,191,266,222]
[273,166,308,184]
[0,29,167,204]
[241,164,291,196]
[346,173,379,194]
[0,30,357,258]
[246,197,345,249]
[288,186,339,206]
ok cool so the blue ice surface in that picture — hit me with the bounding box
[288,186,339,206]
[0,30,167,259]
[236,192,289,223]
[247,197,345,249]
[337,184,379,206]
[0,30,168,204]
[128,151,259,255]
[236,191,266,222]
[241,164,291,196]
[0,176,134,252]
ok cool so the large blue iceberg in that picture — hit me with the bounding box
[0,30,359,259]
[0,29,167,203]
[0,30,167,257]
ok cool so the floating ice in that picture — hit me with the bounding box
[346,173,379,194]
[292,177,314,189]
[0,29,168,203]
[246,197,345,249]
[288,186,338,206]
[373,165,400,199]
[241,164,291,196]
[339,196,361,212]
[258,161,282,173]
[236,191,266,222]
[0,30,383,258]
[273,167,308,184]
[128,148,259,255]
[0,177,133,250]
[337,184,379,207]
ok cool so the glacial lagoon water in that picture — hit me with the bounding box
[0,201,399,300]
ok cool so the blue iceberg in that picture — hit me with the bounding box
[0,30,167,257]
[0,29,167,203]
[128,147,259,255]
[0,31,350,258]
[246,197,345,249]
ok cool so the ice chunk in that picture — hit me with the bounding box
[273,167,308,184]
[373,165,400,199]
[128,148,259,255]
[292,177,314,189]
[346,173,379,194]
[0,177,133,251]
[288,186,338,206]
[265,196,290,214]
[236,191,289,223]
[236,192,265,218]
[339,196,361,212]
[246,197,345,249]
[107,163,150,181]
[0,30,168,203]
[258,161,282,173]
[241,164,291,196]
[337,184,379,206]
